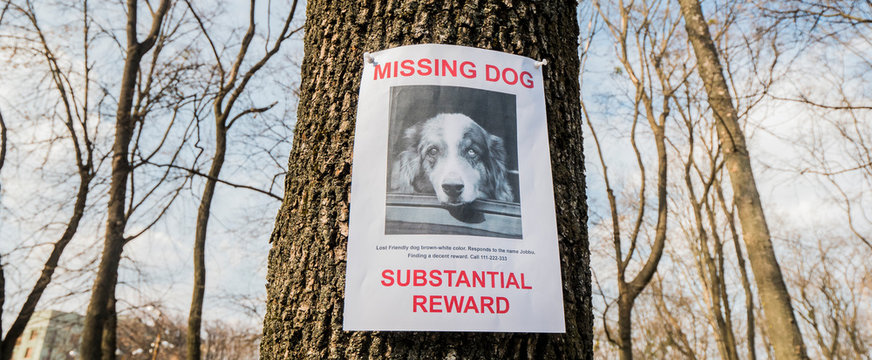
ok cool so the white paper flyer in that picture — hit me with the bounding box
[343,44,564,332]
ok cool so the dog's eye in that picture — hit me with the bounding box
[466,148,477,157]
[426,147,439,156]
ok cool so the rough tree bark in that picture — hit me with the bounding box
[261,1,590,359]
[676,0,808,359]
[79,0,170,358]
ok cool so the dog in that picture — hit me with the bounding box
[390,113,514,213]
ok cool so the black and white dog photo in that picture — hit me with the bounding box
[391,113,513,208]
[384,86,522,239]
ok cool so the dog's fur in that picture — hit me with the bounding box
[390,113,514,206]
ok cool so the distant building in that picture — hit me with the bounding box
[11,310,83,360]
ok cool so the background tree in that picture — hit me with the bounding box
[180,0,300,358]
[584,0,811,358]
[677,0,808,358]
[0,0,297,358]
[758,2,872,356]
[1,1,296,357]
[116,304,186,360]
[0,0,10,341]
[0,2,97,358]
[784,232,871,359]
[112,301,262,360]
[79,0,174,357]
[586,0,686,358]
[261,0,591,358]
[762,0,872,253]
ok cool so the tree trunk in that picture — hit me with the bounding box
[684,166,739,360]
[676,0,808,358]
[716,154,756,360]
[0,104,6,351]
[80,1,169,358]
[80,96,132,359]
[0,107,6,182]
[261,1,590,359]
[101,288,117,360]
[187,122,226,360]
[603,88,669,360]
[706,201,741,360]
[0,262,3,353]
[730,215,757,360]
[617,297,633,360]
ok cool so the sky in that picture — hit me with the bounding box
[1,0,869,347]
[0,0,305,330]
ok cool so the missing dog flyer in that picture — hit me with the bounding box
[343,44,564,332]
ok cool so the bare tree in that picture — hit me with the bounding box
[649,275,702,359]
[201,321,259,360]
[1,2,289,358]
[79,0,172,358]
[0,102,5,357]
[0,0,11,341]
[764,1,871,27]
[180,1,300,358]
[586,1,808,358]
[676,119,740,360]
[670,45,769,359]
[786,233,871,359]
[759,4,872,354]
[0,1,97,358]
[677,0,809,358]
[116,303,185,360]
[761,0,872,253]
[586,0,694,357]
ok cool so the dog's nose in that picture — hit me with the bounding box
[442,182,464,197]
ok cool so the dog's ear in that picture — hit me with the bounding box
[486,134,514,202]
[390,125,423,193]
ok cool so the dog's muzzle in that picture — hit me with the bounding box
[440,174,466,204]
[441,183,464,198]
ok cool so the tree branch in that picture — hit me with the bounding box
[143,160,282,200]
[227,102,277,129]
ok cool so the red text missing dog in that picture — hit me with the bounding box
[373,58,536,89]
